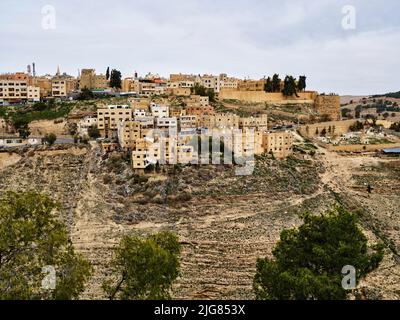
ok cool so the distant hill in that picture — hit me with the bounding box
[340,95,368,105]
[372,91,400,99]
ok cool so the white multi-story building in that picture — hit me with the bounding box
[150,103,169,118]
[133,109,147,117]
[77,115,98,136]
[197,74,219,92]
[156,117,178,130]
[27,86,40,102]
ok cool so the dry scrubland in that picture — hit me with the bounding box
[0,142,399,300]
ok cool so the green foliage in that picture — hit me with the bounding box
[88,125,101,139]
[390,122,400,132]
[10,103,72,125]
[77,88,95,101]
[13,119,31,139]
[0,107,8,119]
[349,121,364,132]
[272,74,281,92]
[0,191,92,300]
[282,75,299,97]
[103,231,181,300]
[106,67,110,80]
[297,75,307,91]
[265,77,273,92]
[355,105,362,118]
[253,207,384,300]
[32,102,48,111]
[42,133,57,146]
[372,91,400,99]
[109,69,122,89]
[341,108,352,118]
[192,84,215,102]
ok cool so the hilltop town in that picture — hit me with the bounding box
[0,68,341,166]
[1,67,399,299]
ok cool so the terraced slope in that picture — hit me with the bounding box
[0,145,398,299]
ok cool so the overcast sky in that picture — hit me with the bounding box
[0,0,399,95]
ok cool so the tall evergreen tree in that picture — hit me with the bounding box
[106,67,110,80]
[109,69,122,89]
[298,75,307,91]
[0,192,92,299]
[103,232,181,300]
[282,75,299,97]
[254,207,384,300]
[265,77,273,92]
[272,74,281,92]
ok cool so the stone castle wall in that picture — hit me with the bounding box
[219,90,340,120]
[315,95,341,121]
[298,119,357,138]
[219,89,317,103]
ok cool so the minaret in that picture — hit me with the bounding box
[56,65,60,76]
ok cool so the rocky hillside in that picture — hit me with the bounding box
[0,143,398,299]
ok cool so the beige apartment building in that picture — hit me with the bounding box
[139,82,165,96]
[226,129,264,158]
[196,113,240,129]
[167,80,194,89]
[80,69,108,90]
[185,95,209,107]
[197,75,219,92]
[186,105,215,117]
[118,118,154,149]
[122,78,140,93]
[30,76,52,98]
[166,87,191,96]
[97,105,133,138]
[131,137,194,170]
[219,74,239,90]
[52,77,76,98]
[239,114,268,130]
[169,106,186,118]
[179,115,197,129]
[214,113,240,129]
[262,131,293,158]
[27,86,40,102]
[122,111,293,169]
[0,79,41,104]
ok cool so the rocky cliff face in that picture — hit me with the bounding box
[0,145,398,299]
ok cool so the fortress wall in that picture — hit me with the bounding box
[315,95,341,121]
[219,90,317,103]
[298,119,357,138]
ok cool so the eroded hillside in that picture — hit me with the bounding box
[0,143,398,299]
